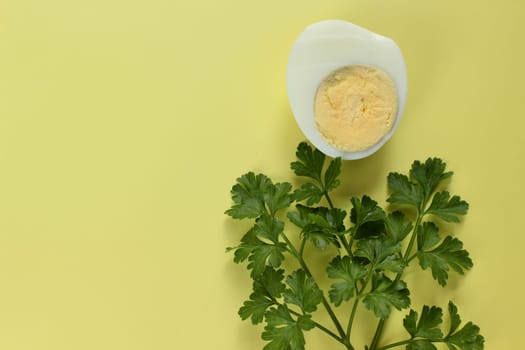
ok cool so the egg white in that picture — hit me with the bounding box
[286,20,408,160]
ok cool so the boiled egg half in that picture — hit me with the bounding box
[286,20,407,159]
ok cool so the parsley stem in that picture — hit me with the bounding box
[324,190,335,208]
[375,339,411,350]
[313,322,344,345]
[280,230,350,347]
[339,235,351,255]
[369,320,385,350]
[400,210,423,273]
[299,237,306,258]
[319,289,352,349]
[279,231,300,259]
[347,265,372,339]
[346,286,360,337]
[406,253,418,263]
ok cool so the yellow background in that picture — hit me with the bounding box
[0,0,523,349]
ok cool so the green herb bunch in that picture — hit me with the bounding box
[225,142,484,350]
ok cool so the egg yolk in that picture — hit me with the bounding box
[314,65,398,152]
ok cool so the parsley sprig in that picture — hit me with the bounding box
[226,142,484,350]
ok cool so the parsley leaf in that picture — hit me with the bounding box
[417,222,441,251]
[403,305,443,340]
[286,204,311,228]
[387,158,453,210]
[407,340,437,350]
[324,157,342,192]
[247,242,287,278]
[255,267,287,299]
[287,205,344,249]
[384,211,413,243]
[307,207,346,234]
[226,172,292,218]
[262,305,315,350]
[291,183,324,205]
[355,238,405,273]
[447,301,462,336]
[426,191,469,223]
[283,269,323,313]
[239,293,275,325]
[239,267,285,324]
[350,196,386,239]
[307,206,347,235]
[363,273,410,319]
[291,142,325,182]
[226,172,272,219]
[290,142,341,196]
[327,256,368,306]
[387,172,424,209]
[402,302,484,350]
[417,236,473,286]
[228,219,288,277]
[253,214,284,243]
[444,302,484,350]
[410,158,453,202]
[265,182,293,216]
[445,322,484,350]
[228,227,258,264]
